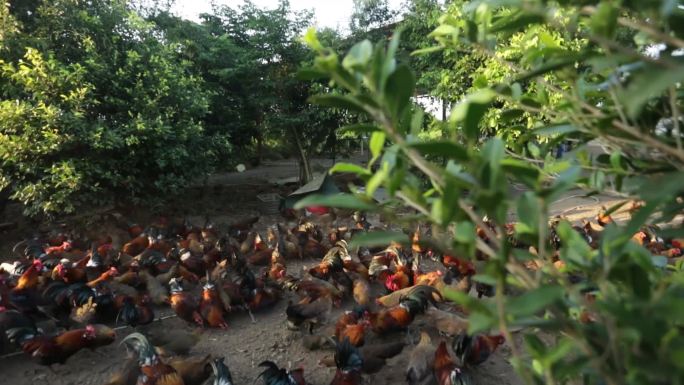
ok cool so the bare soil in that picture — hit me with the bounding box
[0,155,626,385]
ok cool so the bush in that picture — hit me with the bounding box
[0,1,224,216]
[300,1,684,383]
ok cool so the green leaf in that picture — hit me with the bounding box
[309,94,367,114]
[366,163,389,197]
[343,40,373,70]
[411,46,444,56]
[429,24,459,37]
[293,193,376,211]
[490,12,545,33]
[302,27,323,51]
[533,124,577,137]
[590,2,618,38]
[621,64,684,118]
[507,285,564,317]
[408,141,469,161]
[348,230,409,248]
[329,163,371,176]
[370,131,386,162]
[384,64,415,117]
[337,123,381,135]
[297,67,327,80]
[454,221,476,244]
[517,192,540,235]
[450,89,496,142]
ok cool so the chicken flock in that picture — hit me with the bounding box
[0,202,681,385]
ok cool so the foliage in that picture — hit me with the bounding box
[0,0,217,216]
[302,0,684,383]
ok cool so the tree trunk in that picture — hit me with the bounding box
[291,127,312,185]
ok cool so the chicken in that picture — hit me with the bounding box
[308,242,346,279]
[168,354,212,385]
[210,357,235,385]
[200,279,229,329]
[169,278,203,326]
[368,286,439,335]
[122,332,185,385]
[426,307,469,336]
[52,259,87,283]
[123,235,149,257]
[86,266,119,288]
[1,308,37,354]
[330,338,364,385]
[257,360,308,385]
[115,294,154,327]
[144,328,202,357]
[597,206,612,227]
[334,308,369,347]
[286,295,332,333]
[9,259,44,312]
[8,324,115,365]
[104,358,140,385]
[227,216,260,240]
[452,332,505,366]
[140,270,169,305]
[407,332,437,385]
[352,277,371,307]
[246,233,274,266]
[434,341,470,385]
[295,277,343,305]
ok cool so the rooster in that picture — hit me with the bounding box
[434,341,470,385]
[9,259,44,312]
[8,324,115,365]
[122,332,185,385]
[308,241,346,279]
[210,357,234,385]
[200,278,229,329]
[334,308,369,347]
[452,332,505,366]
[330,338,364,385]
[257,360,308,385]
[169,278,203,326]
[286,295,332,333]
[368,285,439,335]
[407,332,436,385]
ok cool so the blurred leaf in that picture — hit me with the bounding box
[622,64,684,118]
[370,131,386,162]
[450,89,496,142]
[329,163,371,176]
[337,123,381,135]
[343,40,373,70]
[294,193,375,210]
[385,64,415,117]
[309,94,367,114]
[408,141,469,161]
[508,285,564,317]
[349,230,409,248]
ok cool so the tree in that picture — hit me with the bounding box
[0,0,220,216]
[302,0,684,382]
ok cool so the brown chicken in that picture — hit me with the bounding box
[426,307,469,336]
[86,266,119,288]
[168,354,212,385]
[352,277,371,307]
[434,341,470,385]
[286,295,332,333]
[10,324,115,365]
[122,333,184,385]
[335,308,369,347]
[169,278,203,326]
[453,332,505,366]
[199,279,229,329]
[597,206,612,227]
[407,332,437,385]
[123,235,149,257]
[369,286,438,335]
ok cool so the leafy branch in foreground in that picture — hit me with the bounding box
[300,1,684,383]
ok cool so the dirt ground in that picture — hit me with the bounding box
[0,155,628,385]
